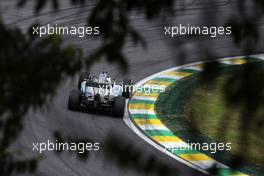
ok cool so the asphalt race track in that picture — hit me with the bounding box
[1,1,264,176]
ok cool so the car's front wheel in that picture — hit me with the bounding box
[68,89,81,111]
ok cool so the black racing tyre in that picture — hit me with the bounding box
[112,96,126,118]
[122,79,133,98]
[78,72,91,89]
[68,89,81,111]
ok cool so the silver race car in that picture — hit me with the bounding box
[68,72,133,117]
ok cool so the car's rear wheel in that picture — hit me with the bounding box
[78,72,91,89]
[68,90,81,111]
[113,96,126,118]
[122,79,133,98]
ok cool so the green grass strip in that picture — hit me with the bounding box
[144,130,174,136]
[130,114,158,119]
[170,148,201,154]
[151,77,177,82]
[176,68,200,74]
[129,99,155,105]
[217,168,242,176]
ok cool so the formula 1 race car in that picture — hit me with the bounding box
[68,72,133,117]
